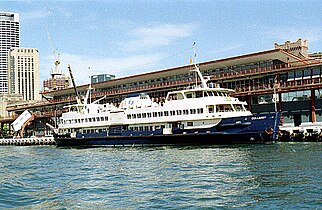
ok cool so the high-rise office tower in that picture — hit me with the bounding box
[8,48,40,101]
[0,12,20,94]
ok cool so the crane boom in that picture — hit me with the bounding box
[68,64,82,105]
[46,27,61,75]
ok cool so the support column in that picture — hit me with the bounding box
[8,121,11,136]
[247,95,252,112]
[32,118,36,137]
[310,89,316,123]
[278,92,282,112]
[277,74,282,112]
[0,122,3,137]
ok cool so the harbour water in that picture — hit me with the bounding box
[0,143,321,209]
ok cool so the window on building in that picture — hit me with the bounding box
[295,70,303,80]
[282,90,311,102]
[312,68,320,78]
[303,69,311,78]
[287,71,295,81]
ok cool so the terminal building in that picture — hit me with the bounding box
[3,38,322,136]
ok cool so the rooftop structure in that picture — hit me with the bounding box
[91,74,115,84]
[43,51,70,91]
[43,75,70,92]
[274,38,308,59]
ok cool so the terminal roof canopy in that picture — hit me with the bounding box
[42,49,309,98]
[200,49,308,71]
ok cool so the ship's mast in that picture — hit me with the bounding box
[190,42,207,88]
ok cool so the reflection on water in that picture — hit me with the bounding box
[0,143,321,209]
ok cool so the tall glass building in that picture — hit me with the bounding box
[0,12,20,93]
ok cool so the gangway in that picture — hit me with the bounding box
[11,110,36,138]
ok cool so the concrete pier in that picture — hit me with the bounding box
[0,136,56,146]
[278,122,322,142]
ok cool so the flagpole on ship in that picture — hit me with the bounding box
[191,42,207,88]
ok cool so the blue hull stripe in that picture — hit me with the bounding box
[55,112,281,147]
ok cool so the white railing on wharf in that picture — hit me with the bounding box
[0,136,56,146]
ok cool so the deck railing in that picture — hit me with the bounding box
[233,77,322,96]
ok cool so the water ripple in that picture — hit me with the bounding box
[0,143,321,209]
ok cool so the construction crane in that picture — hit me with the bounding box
[46,27,62,76]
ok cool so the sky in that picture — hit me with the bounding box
[1,0,322,86]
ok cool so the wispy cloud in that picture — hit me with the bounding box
[119,23,197,52]
[260,26,322,43]
[106,19,135,30]
[41,52,166,85]
[207,43,246,56]
[39,21,197,86]
[21,9,51,22]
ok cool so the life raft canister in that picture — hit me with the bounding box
[265,127,274,135]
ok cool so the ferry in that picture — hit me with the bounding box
[54,57,281,147]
